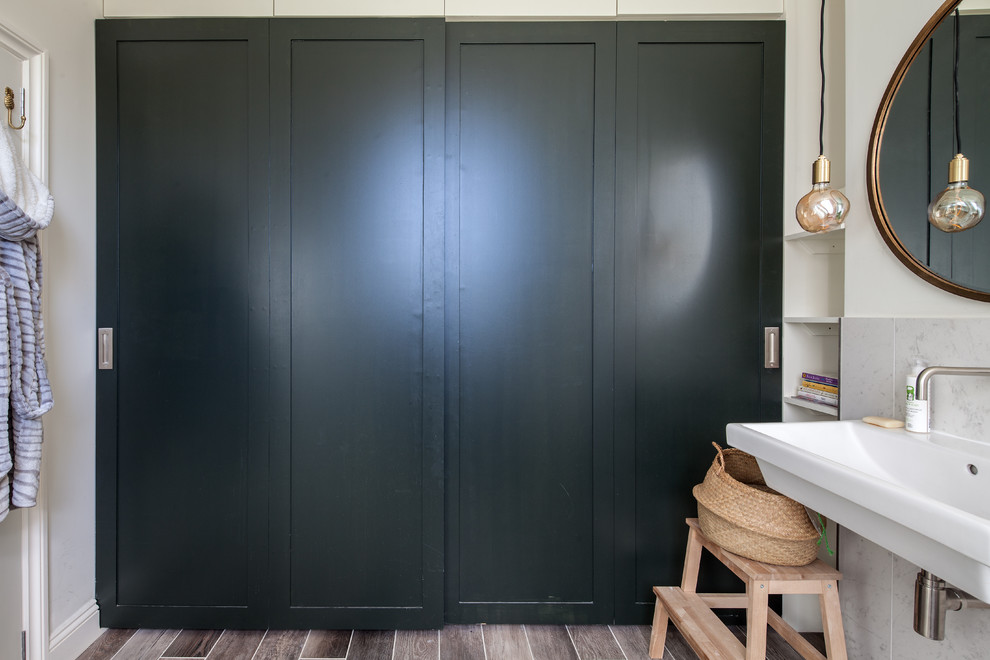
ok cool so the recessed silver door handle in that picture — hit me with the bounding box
[764,326,779,369]
[98,328,113,370]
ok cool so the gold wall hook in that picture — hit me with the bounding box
[4,87,26,130]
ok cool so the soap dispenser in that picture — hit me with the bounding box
[905,358,929,432]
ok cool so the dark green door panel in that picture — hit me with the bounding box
[96,19,271,628]
[287,39,426,609]
[97,17,444,630]
[268,19,445,629]
[613,22,784,624]
[444,23,616,624]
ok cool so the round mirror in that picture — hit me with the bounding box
[868,0,990,302]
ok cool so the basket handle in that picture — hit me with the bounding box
[711,441,725,475]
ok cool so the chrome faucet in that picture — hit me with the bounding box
[916,365,990,401]
[908,365,990,434]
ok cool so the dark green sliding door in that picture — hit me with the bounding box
[444,23,616,623]
[96,20,271,628]
[613,22,784,623]
[97,17,445,629]
[268,19,445,629]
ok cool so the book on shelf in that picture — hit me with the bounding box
[800,379,838,394]
[797,386,837,401]
[794,392,839,408]
[795,389,838,407]
[801,372,838,387]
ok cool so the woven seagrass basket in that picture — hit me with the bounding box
[692,442,819,566]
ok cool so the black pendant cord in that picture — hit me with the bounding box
[819,0,826,156]
[954,8,962,154]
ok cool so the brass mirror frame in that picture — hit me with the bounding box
[867,0,990,302]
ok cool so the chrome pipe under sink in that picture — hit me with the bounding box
[914,570,990,640]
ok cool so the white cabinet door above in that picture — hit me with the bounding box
[105,0,274,17]
[445,0,616,17]
[618,0,782,16]
[275,0,444,16]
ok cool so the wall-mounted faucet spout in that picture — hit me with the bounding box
[907,366,990,433]
[916,365,990,400]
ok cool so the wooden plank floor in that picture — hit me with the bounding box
[77,624,827,660]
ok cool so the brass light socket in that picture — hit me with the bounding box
[812,155,831,184]
[948,153,969,183]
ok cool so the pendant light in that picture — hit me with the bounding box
[928,9,985,233]
[795,0,849,234]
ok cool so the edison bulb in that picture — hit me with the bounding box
[928,154,985,233]
[795,155,849,233]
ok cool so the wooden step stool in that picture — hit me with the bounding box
[649,518,847,660]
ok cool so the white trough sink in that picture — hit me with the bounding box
[726,420,990,603]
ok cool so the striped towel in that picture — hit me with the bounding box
[0,266,10,522]
[2,228,52,512]
[0,124,54,230]
[0,121,53,523]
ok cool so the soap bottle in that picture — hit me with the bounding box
[905,358,928,432]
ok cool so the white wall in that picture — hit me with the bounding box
[0,0,103,656]
[782,0,825,238]
[844,0,990,318]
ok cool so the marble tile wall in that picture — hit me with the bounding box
[837,318,990,659]
[891,319,990,439]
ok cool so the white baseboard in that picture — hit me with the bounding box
[48,600,101,660]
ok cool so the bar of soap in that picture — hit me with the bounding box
[862,416,905,429]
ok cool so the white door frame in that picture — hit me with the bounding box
[0,20,49,660]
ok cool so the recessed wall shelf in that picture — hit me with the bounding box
[783,317,840,336]
[783,395,838,416]
[784,227,845,254]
